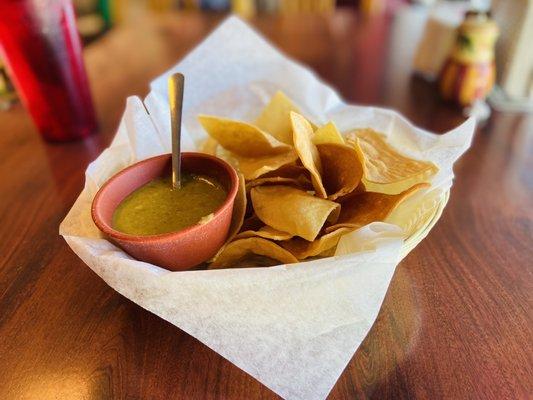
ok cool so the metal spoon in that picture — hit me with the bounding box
[168,73,185,189]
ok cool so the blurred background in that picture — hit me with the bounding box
[1,0,531,139]
[1,3,532,399]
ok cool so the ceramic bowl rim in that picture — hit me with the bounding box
[91,152,239,243]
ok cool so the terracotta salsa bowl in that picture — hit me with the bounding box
[91,153,239,271]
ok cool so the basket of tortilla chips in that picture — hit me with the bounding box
[60,17,474,400]
[197,91,444,268]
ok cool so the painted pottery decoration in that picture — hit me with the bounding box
[439,11,499,106]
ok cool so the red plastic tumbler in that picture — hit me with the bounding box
[0,0,97,141]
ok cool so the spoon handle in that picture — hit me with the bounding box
[169,73,185,189]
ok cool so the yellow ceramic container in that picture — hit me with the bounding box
[439,11,499,106]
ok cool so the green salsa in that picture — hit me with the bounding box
[112,173,227,236]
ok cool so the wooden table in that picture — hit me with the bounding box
[1,9,531,400]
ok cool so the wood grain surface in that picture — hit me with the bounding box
[0,9,532,400]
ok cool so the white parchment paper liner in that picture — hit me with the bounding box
[60,17,475,400]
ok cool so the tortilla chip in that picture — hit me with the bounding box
[233,151,299,180]
[231,255,288,268]
[317,247,337,258]
[247,164,311,191]
[326,183,428,232]
[317,143,363,200]
[281,227,355,259]
[235,225,294,241]
[210,173,247,261]
[313,121,344,145]
[246,176,311,192]
[198,115,292,157]
[386,187,441,238]
[346,129,438,194]
[226,173,247,240]
[251,185,340,241]
[210,237,298,268]
[291,112,327,198]
[240,214,264,232]
[260,164,309,179]
[255,91,300,145]
[199,136,219,156]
